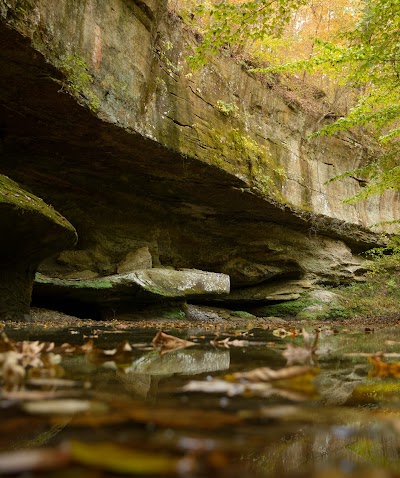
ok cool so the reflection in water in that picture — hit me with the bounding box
[3,326,400,476]
[129,348,230,375]
[118,349,230,399]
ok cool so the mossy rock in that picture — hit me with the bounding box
[250,297,314,318]
[0,175,77,320]
[34,268,230,316]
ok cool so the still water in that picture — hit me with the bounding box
[1,322,400,477]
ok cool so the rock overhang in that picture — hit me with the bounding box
[0,0,397,316]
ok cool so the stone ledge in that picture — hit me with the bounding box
[34,268,230,308]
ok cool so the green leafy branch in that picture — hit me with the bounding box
[187,0,308,69]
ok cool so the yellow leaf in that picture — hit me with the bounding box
[69,441,178,475]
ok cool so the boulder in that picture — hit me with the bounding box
[117,247,153,273]
[34,268,230,313]
[0,175,77,320]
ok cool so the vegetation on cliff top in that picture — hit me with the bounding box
[173,0,400,208]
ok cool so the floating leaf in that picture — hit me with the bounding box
[282,342,314,365]
[85,339,134,366]
[282,329,319,365]
[272,328,299,338]
[368,354,400,378]
[210,337,253,348]
[152,331,195,355]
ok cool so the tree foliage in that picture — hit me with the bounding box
[181,0,400,202]
[185,0,308,69]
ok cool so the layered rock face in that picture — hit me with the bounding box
[0,0,398,317]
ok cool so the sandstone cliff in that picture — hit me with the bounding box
[0,0,397,318]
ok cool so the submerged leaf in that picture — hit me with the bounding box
[152,331,195,355]
[69,440,180,475]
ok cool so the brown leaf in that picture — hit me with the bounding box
[211,336,262,348]
[272,328,299,338]
[152,331,195,356]
[227,365,318,383]
[0,332,16,352]
[210,337,230,348]
[368,353,400,378]
[282,342,314,365]
[84,340,134,366]
[182,378,315,400]
[282,328,319,365]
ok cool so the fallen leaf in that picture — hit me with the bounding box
[152,331,195,355]
[22,399,108,415]
[272,328,299,338]
[85,340,135,366]
[352,382,400,402]
[63,401,241,429]
[210,337,230,348]
[227,365,317,383]
[368,353,400,378]
[182,379,246,396]
[0,332,16,352]
[211,338,261,348]
[69,440,181,475]
[0,447,70,474]
[182,379,314,400]
[282,342,314,365]
[26,377,87,388]
[282,329,319,365]
[2,390,83,401]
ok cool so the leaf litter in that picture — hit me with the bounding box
[1,323,400,476]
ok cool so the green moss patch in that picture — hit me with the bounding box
[0,174,76,233]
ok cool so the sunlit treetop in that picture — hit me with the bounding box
[178,0,400,203]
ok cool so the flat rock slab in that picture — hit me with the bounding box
[34,268,230,307]
[222,279,315,302]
